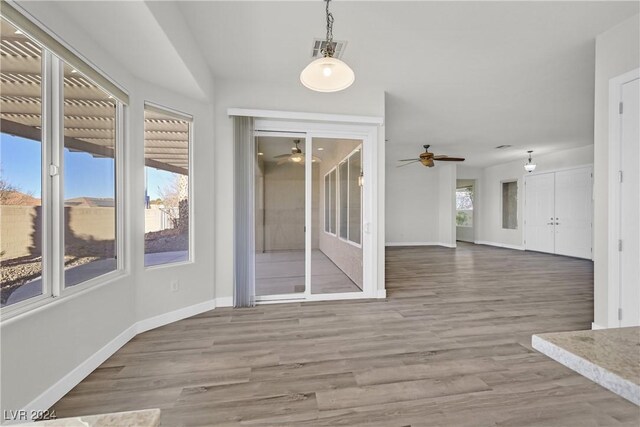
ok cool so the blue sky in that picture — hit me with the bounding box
[1,133,173,200]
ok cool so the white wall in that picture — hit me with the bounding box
[593,15,640,328]
[385,145,441,245]
[1,1,216,416]
[438,164,456,247]
[475,145,594,249]
[214,78,385,299]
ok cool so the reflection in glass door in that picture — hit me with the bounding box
[311,138,363,294]
[254,136,307,296]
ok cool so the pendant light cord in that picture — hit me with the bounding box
[323,0,335,57]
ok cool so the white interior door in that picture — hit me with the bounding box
[554,167,593,259]
[619,77,640,327]
[524,173,555,253]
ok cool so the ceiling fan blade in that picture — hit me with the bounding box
[273,154,290,159]
[398,158,420,162]
[396,160,420,168]
[434,157,465,162]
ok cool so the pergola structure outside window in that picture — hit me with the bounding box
[0,10,127,314]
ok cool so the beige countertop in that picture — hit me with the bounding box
[532,327,640,405]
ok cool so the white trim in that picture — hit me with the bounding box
[607,68,640,328]
[136,299,216,334]
[215,296,233,307]
[474,241,525,251]
[376,289,387,299]
[14,299,217,422]
[591,322,606,330]
[229,108,384,125]
[15,324,137,424]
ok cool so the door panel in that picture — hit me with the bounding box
[554,167,593,259]
[525,173,555,253]
[620,77,640,327]
[255,136,306,296]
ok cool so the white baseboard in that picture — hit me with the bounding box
[136,299,216,334]
[474,240,525,251]
[376,289,387,299]
[215,296,233,308]
[592,322,607,330]
[16,299,217,423]
[385,242,456,248]
[17,325,137,424]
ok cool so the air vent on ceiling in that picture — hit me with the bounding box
[495,145,512,149]
[311,39,347,59]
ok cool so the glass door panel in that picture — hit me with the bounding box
[254,136,306,296]
[311,138,363,294]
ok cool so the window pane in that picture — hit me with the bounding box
[502,181,518,229]
[339,161,348,239]
[0,18,44,306]
[348,149,361,244]
[329,169,336,234]
[456,187,473,227]
[144,108,190,267]
[63,63,117,287]
[324,173,330,233]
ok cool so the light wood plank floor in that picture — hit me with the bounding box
[50,243,640,426]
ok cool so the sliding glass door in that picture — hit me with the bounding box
[253,134,364,299]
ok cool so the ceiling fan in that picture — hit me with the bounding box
[397,145,465,168]
[273,140,321,165]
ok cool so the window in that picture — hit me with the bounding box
[502,181,518,229]
[0,8,126,312]
[0,18,44,306]
[348,149,362,244]
[63,63,117,287]
[337,147,362,245]
[324,168,336,234]
[144,104,192,267]
[456,187,473,227]
[339,161,348,238]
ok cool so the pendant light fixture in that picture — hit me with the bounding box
[300,0,355,92]
[524,150,536,173]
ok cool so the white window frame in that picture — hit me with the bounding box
[337,145,363,248]
[455,186,474,228]
[323,167,337,237]
[143,101,195,270]
[0,10,127,319]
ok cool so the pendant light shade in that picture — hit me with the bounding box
[300,56,355,92]
[524,150,536,173]
[301,0,354,93]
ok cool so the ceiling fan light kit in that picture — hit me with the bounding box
[300,0,355,93]
[524,150,536,173]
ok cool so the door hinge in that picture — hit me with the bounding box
[618,308,623,321]
[618,239,623,252]
[619,170,623,183]
[619,102,624,114]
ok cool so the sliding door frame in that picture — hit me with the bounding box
[252,119,379,303]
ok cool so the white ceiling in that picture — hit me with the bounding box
[179,1,638,167]
[45,1,639,167]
